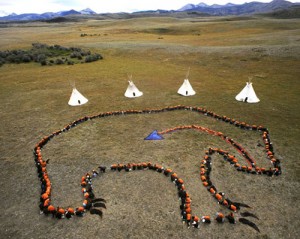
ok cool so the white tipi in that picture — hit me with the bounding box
[177,68,196,96]
[68,84,88,106]
[235,81,260,103]
[124,75,143,98]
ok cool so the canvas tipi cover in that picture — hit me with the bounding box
[178,79,196,96]
[235,82,260,103]
[68,87,88,106]
[124,80,143,98]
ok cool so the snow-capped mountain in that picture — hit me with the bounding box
[80,8,96,15]
[0,8,96,21]
[0,1,299,21]
[179,3,209,11]
[178,2,239,11]
[178,0,298,15]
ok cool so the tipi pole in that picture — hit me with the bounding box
[185,67,190,79]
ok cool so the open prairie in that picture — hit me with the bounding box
[0,16,299,239]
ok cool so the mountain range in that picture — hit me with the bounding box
[178,0,299,15]
[0,8,96,21]
[0,0,299,21]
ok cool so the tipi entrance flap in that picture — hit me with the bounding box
[235,81,260,103]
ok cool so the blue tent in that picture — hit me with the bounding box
[144,130,164,140]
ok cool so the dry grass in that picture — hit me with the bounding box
[0,16,299,239]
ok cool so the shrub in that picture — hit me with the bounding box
[85,53,103,63]
[37,54,46,63]
[40,60,47,66]
[22,54,31,63]
[55,58,64,65]
[70,51,81,58]
[0,43,103,66]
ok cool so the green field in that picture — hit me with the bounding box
[0,16,299,239]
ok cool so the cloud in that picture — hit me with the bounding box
[0,0,82,14]
[0,0,187,14]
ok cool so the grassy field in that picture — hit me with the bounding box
[0,16,299,239]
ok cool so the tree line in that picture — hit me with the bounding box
[0,43,103,67]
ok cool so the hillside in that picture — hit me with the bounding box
[0,0,299,21]
[180,0,299,15]
[260,5,300,18]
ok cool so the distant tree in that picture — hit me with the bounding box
[85,53,103,63]
[6,54,21,63]
[22,54,31,63]
[32,42,48,49]
[55,58,64,65]
[0,43,103,67]
[37,54,46,63]
[0,51,8,58]
[70,51,81,58]
[40,60,47,66]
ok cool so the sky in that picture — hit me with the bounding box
[0,0,299,15]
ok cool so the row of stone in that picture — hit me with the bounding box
[33,105,280,227]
